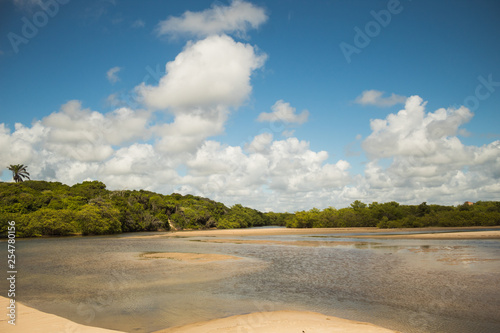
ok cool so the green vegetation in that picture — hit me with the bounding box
[287,200,500,229]
[1,180,499,238]
[0,180,281,237]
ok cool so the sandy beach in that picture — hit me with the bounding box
[0,296,399,333]
[0,296,124,333]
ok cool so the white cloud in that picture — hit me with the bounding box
[257,100,309,125]
[181,137,352,211]
[153,108,228,154]
[43,100,150,154]
[136,35,266,110]
[362,96,473,160]
[246,132,273,153]
[1,95,499,211]
[135,34,266,153]
[0,122,43,167]
[358,95,500,205]
[355,90,407,107]
[106,66,121,83]
[0,100,153,180]
[156,0,267,38]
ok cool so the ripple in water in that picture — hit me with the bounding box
[3,233,500,332]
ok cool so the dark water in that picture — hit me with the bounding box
[2,232,500,332]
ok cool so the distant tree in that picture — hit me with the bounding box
[416,202,431,217]
[350,200,367,210]
[8,164,30,183]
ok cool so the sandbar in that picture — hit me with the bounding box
[139,252,242,262]
[154,310,400,333]
[193,238,369,247]
[345,230,500,239]
[129,226,500,239]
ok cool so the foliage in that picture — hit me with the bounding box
[8,164,30,183]
[0,180,259,237]
[76,202,121,235]
[1,179,499,237]
[287,200,500,229]
[217,204,268,229]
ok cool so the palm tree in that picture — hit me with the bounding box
[8,164,30,183]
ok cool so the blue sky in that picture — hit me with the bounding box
[1,0,499,211]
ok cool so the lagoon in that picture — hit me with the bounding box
[3,228,500,332]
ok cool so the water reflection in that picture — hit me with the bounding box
[2,232,500,333]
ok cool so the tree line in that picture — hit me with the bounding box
[287,200,500,228]
[0,180,499,238]
[0,180,280,237]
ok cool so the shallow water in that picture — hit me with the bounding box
[3,231,500,332]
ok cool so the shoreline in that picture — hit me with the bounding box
[127,226,500,239]
[0,297,399,333]
[4,226,500,241]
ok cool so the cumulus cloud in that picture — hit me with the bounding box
[44,100,150,150]
[153,107,228,153]
[359,96,500,205]
[246,132,273,153]
[0,100,153,184]
[181,137,351,211]
[155,0,267,38]
[257,100,309,125]
[362,96,473,160]
[106,66,121,83]
[2,94,499,211]
[354,90,407,107]
[136,35,266,110]
[135,34,266,153]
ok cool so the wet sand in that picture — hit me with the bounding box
[129,226,500,239]
[193,238,370,247]
[139,252,242,262]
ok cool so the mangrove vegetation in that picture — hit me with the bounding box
[0,180,499,238]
